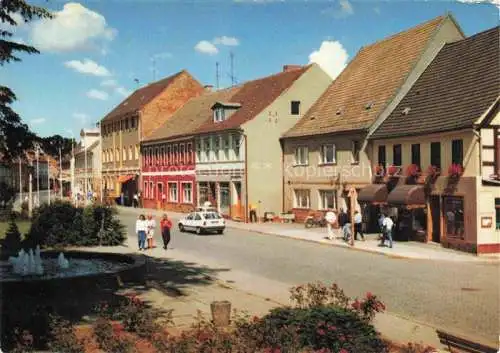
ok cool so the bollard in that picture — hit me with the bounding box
[210,300,231,327]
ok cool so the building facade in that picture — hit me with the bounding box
[74,128,101,198]
[281,15,464,225]
[365,27,499,254]
[100,70,204,205]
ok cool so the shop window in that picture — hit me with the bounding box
[430,142,441,170]
[294,146,308,165]
[443,196,465,239]
[495,198,500,230]
[393,144,402,166]
[452,139,463,166]
[411,144,421,168]
[378,145,386,167]
[168,182,178,202]
[183,183,193,203]
[294,189,310,209]
[351,141,360,164]
[319,190,336,210]
[199,182,209,204]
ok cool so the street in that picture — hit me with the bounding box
[118,209,500,346]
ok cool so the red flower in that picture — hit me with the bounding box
[351,299,361,310]
[373,165,385,176]
[448,163,463,177]
[327,325,337,331]
[366,292,373,299]
[317,329,326,336]
[426,165,439,176]
[386,165,398,176]
[339,349,349,353]
[406,164,420,177]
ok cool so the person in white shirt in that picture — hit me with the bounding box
[136,214,147,250]
[353,210,365,241]
[380,214,394,248]
[325,209,337,240]
[146,214,156,249]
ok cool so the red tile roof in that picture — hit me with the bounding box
[102,70,191,122]
[193,65,311,134]
[370,26,500,139]
[283,15,449,138]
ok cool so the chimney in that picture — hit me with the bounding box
[204,85,213,92]
[283,65,303,72]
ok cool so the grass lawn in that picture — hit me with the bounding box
[0,220,31,239]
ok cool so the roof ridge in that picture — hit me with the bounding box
[444,25,499,48]
[239,64,310,87]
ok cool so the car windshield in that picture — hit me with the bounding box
[203,212,221,219]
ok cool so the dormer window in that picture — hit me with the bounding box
[214,108,226,123]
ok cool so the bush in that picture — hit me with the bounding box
[119,294,165,338]
[1,215,22,253]
[47,315,86,353]
[24,201,125,248]
[93,317,136,353]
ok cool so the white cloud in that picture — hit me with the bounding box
[73,113,89,124]
[457,0,500,8]
[30,3,117,53]
[100,79,118,87]
[213,36,240,46]
[86,89,109,101]
[194,40,219,55]
[64,59,111,76]
[115,86,132,97]
[308,40,349,79]
[321,0,354,18]
[30,118,46,125]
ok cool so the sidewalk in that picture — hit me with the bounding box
[118,206,499,263]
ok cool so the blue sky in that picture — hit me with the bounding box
[3,0,498,138]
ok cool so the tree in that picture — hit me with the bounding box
[1,0,52,162]
[38,134,74,159]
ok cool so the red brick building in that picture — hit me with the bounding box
[141,87,239,212]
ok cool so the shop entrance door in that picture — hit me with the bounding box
[430,196,441,243]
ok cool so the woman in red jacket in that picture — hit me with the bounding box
[160,214,173,250]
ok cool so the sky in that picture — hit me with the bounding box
[3,0,499,139]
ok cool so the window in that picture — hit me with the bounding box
[203,138,210,161]
[183,183,193,203]
[180,144,185,164]
[452,139,463,166]
[294,146,308,165]
[222,135,230,161]
[214,108,225,122]
[125,118,129,130]
[195,141,201,162]
[213,137,220,161]
[166,145,171,165]
[168,182,178,202]
[351,141,360,163]
[430,142,441,169]
[158,183,163,199]
[411,144,421,167]
[131,117,136,129]
[187,143,193,164]
[393,144,402,166]
[495,198,500,230]
[378,145,386,166]
[320,144,336,164]
[443,196,465,239]
[150,181,154,199]
[128,146,133,161]
[294,189,310,209]
[144,181,149,199]
[319,190,336,210]
[233,134,240,160]
[291,101,301,115]
[135,144,139,160]
[160,147,164,165]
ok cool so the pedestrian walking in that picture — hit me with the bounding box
[249,203,257,223]
[343,222,352,242]
[133,193,139,208]
[325,209,337,240]
[353,210,365,241]
[380,214,394,248]
[136,214,147,250]
[378,213,385,240]
[338,208,348,228]
[146,214,156,249]
[160,214,173,250]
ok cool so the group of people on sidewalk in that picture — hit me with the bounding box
[324,209,394,248]
[135,213,173,251]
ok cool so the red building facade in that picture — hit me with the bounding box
[141,137,197,212]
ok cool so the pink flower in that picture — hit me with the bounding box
[339,349,349,353]
[317,329,326,336]
[366,292,373,299]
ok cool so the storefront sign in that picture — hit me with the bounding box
[481,216,493,228]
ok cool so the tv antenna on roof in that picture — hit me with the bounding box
[228,51,237,87]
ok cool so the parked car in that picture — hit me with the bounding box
[178,211,225,235]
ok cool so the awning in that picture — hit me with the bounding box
[357,184,388,204]
[118,175,134,183]
[387,185,426,207]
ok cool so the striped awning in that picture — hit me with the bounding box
[357,184,388,204]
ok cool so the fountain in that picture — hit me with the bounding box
[8,246,45,276]
[57,252,69,269]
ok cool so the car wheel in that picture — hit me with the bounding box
[179,224,185,232]
[196,227,203,235]
[217,230,224,235]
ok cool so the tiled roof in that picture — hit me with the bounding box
[144,87,241,142]
[283,16,447,138]
[193,65,310,134]
[370,26,500,139]
[102,70,187,122]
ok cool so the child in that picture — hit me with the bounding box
[136,214,147,251]
[160,214,173,250]
[146,214,156,249]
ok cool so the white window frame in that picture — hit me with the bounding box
[232,134,240,160]
[213,108,225,123]
[128,146,133,161]
[182,182,193,204]
[318,190,336,210]
[294,189,310,209]
[187,143,193,164]
[294,146,309,166]
[320,144,337,164]
[168,182,178,203]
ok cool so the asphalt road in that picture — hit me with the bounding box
[119,210,500,345]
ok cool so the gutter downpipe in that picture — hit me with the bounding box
[280,137,285,214]
[244,132,248,223]
[473,129,482,179]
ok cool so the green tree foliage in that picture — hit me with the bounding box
[0,181,15,207]
[1,214,22,252]
[1,0,53,161]
[38,134,74,159]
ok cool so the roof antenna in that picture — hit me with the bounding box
[229,51,237,87]
[216,62,220,90]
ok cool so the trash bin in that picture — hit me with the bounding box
[210,300,231,327]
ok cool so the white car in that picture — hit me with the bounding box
[178,211,225,235]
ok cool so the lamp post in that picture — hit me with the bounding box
[35,143,40,206]
[47,153,51,205]
[18,156,22,203]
